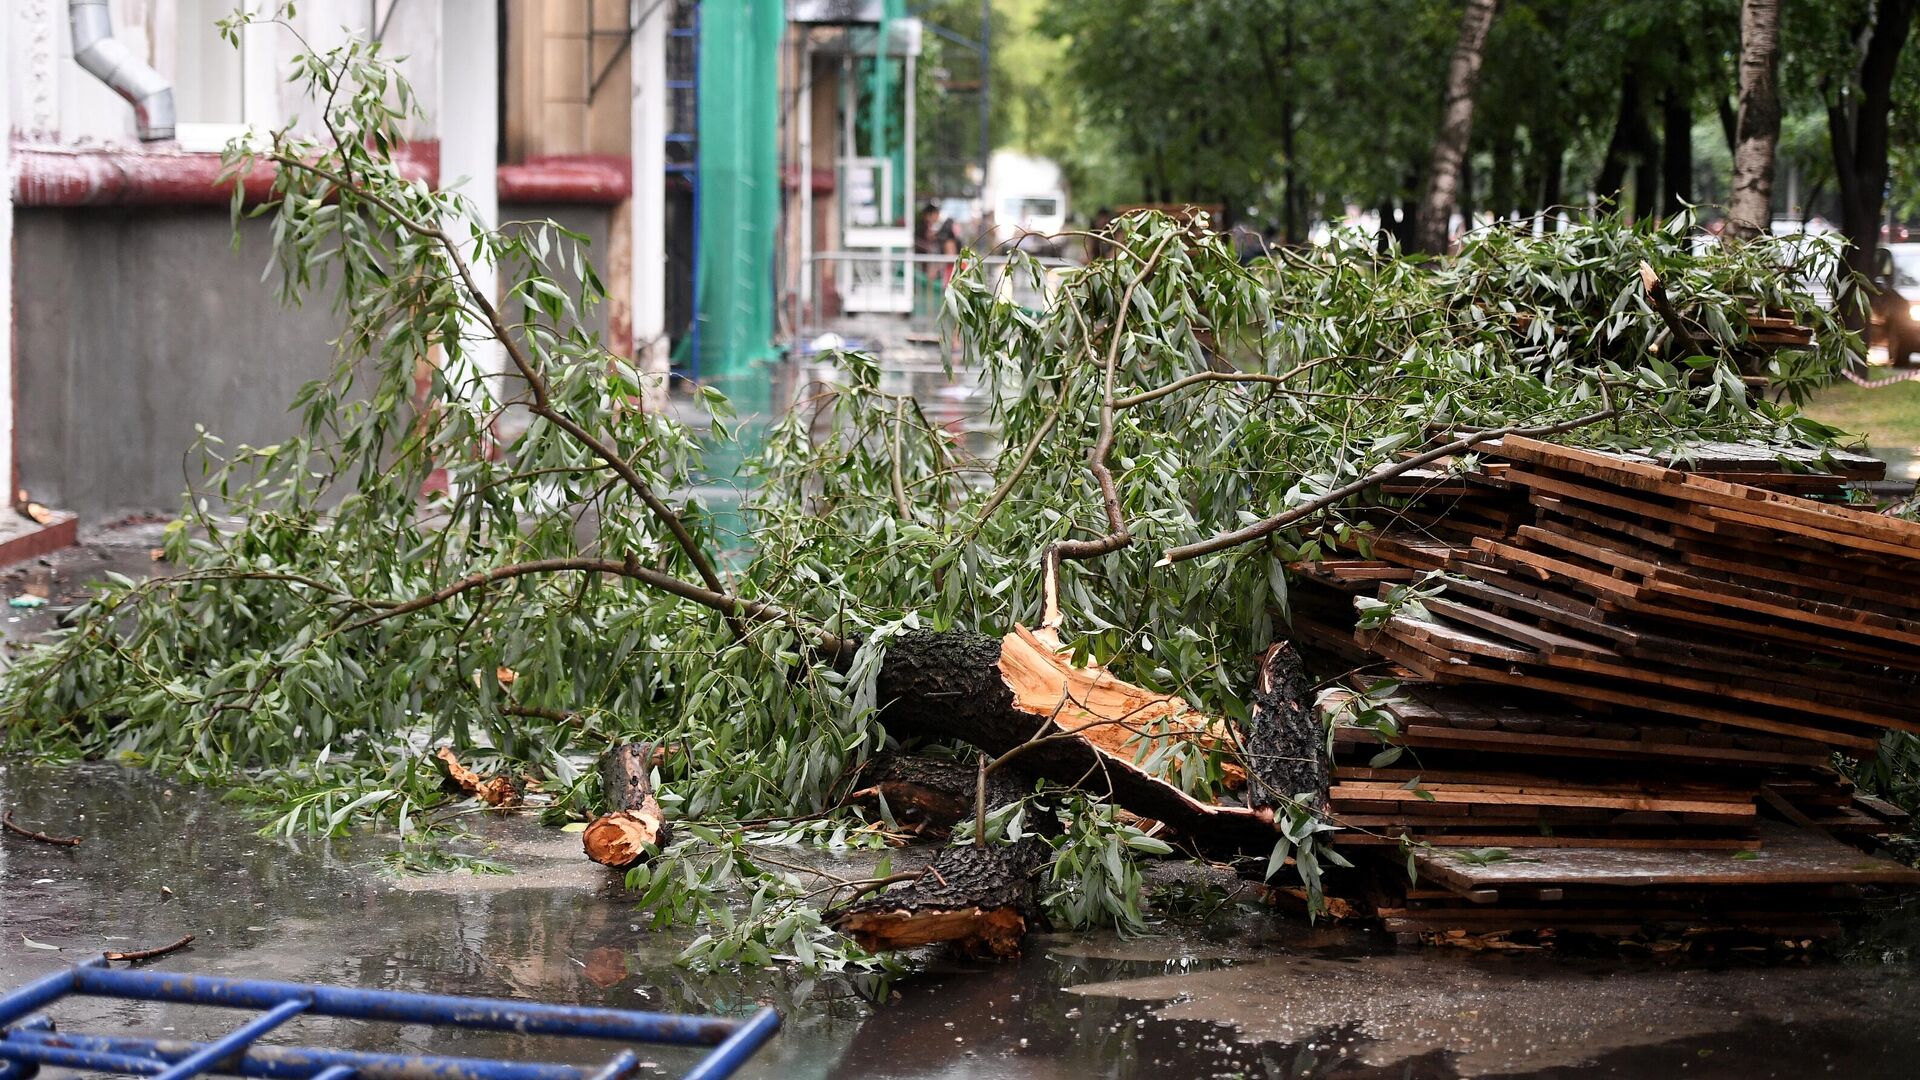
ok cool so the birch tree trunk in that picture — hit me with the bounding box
[1417,0,1502,254]
[1727,0,1782,241]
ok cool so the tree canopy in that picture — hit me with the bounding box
[1036,0,1917,250]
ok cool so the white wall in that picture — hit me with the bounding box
[11,0,443,149]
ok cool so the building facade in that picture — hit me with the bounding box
[4,0,675,518]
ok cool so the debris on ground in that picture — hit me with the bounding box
[103,933,195,963]
[431,747,525,809]
[1291,436,1920,942]
[3,809,83,847]
[581,743,672,870]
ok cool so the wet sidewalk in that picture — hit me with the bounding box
[4,763,1920,1079]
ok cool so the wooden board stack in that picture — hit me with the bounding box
[1291,436,1920,943]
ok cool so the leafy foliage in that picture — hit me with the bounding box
[0,22,1863,970]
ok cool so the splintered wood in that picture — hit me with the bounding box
[1294,436,1920,943]
[999,625,1246,786]
[582,743,672,870]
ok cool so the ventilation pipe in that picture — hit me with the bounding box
[68,0,175,141]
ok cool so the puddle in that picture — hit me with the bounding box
[3,763,1919,1078]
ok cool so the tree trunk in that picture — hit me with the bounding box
[1727,0,1783,240]
[1830,0,1916,282]
[1491,131,1516,222]
[1281,4,1302,246]
[831,628,1314,959]
[1460,149,1476,234]
[1537,135,1564,231]
[582,742,672,869]
[872,627,1288,852]
[1662,86,1695,219]
[1595,67,1646,213]
[846,754,1030,836]
[1417,0,1503,253]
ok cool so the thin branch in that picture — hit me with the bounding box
[3,811,82,847]
[1160,406,1619,564]
[270,151,742,640]
[341,556,852,659]
[1638,261,1707,359]
[1042,233,1177,628]
[104,934,195,963]
[889,398,912,519]
[973,379,1070,531]
[1112,356,1332,409]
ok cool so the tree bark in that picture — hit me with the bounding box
[582,742,672,870]
[1417,0,1502,253]
[846,754,1030,836]
[1727,0,1783,240]
[1239,642,1327,812]
[872,627,1286,853]
[833,837,1053,959]
[1281,0,1303,245]
[1829,0,1916,282]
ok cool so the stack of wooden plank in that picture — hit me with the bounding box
[1290,436,1920,943]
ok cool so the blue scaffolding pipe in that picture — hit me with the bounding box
[0,960,778,1080]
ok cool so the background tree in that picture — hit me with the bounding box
[1418,0,1502,252]
[1819,0,1916,277]
[1728,0,1783,238]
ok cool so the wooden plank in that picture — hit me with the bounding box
[1411,821,1920,891]
[1421,594,1617,659]
[1498,435,1920,551]
[1328,776,1751,810]
[1357,636,1880,749]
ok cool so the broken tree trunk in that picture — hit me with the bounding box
[1240,641,1329,813]
[582,742,672,870]
[846,754,1031,836]
[872,626,1286,853]
[833,837,1054,959]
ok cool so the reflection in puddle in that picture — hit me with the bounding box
[2,764,1917,1079]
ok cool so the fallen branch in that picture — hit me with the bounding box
[431,747,524,808]
[875,626,1282,853]
[271,152,743,640]
[3,811,82,847]
[1159,407,1617,564]
[583,742,673,870]
[1041,233,1177,628]
[832,837,1053,959]
[104,934,194,963]
[1639,261,1708,360]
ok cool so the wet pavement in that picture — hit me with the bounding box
[3,764,1920,1078]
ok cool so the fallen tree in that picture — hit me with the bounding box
[0,12,1864,972]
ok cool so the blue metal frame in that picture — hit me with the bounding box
[0,959,776,1080]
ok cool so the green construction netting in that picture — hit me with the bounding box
[866,0,908,225]
[696,0,783,414]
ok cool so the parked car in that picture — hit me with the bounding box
[1873,243,1920,363]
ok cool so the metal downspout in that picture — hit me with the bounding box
[68,0,176,141]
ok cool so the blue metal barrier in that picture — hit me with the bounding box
[0,958,777,1080]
